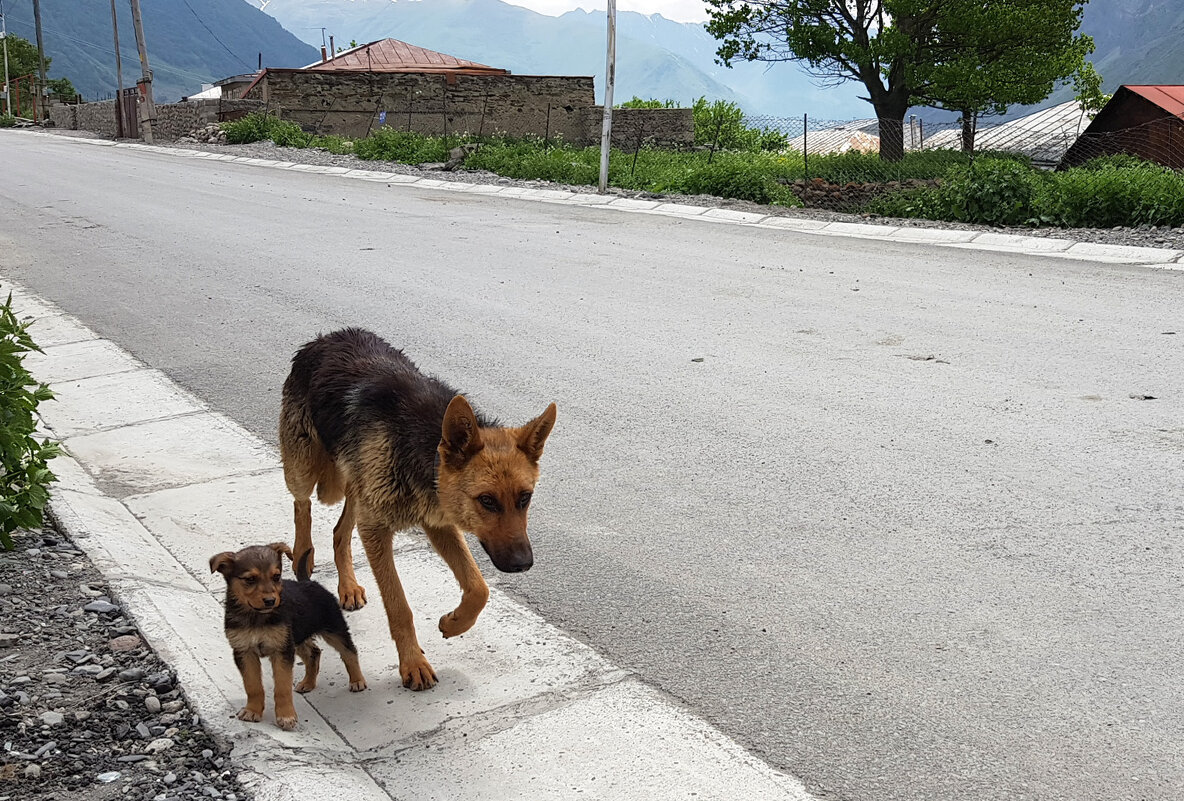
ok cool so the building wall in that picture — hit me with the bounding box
[48,98,263,139]
[245,70,693,146]
[579,107,695,149]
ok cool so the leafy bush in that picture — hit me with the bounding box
[1037,163,1184,228]
[692,97,786,152]
[221,112,312,147]
[0,115,15,128]
[0,294,59,550]
[221,112,275,144]
[938,158,1046,226]
[1076,153,1153,171]
[619,97,680,109]
[310,135,353,155]
[269,119,314,148]
[353,127,453,164]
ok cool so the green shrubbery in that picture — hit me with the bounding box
[869,155,1184,228]
[0,293,59,551]
[0,115,16,129]
[221,111,1184,228]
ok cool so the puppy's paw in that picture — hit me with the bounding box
[294,680,316,694]
[275,714,298,731]
[400,657,437,691]
[338,583,367,611]
[349,678,367,692]
[438,610,477,639]
[236,706,263,723]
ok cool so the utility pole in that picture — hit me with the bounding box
[1,0,11,117]
[597,0,616,194]
[110,0,125,137]
[128,0,155,142]
[32,0,48,120]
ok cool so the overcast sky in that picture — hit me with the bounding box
[505,0,711,23]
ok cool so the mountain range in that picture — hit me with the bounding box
[4,0,1182,121]
[250,0,867,117]
[2,0,317,105]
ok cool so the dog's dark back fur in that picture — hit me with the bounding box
[284,328,495,497]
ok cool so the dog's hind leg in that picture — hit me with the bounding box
[358,522,437,690]
[424,524,490,639]
[333,497,367,611]
[294,641,322,693]
[322,631,367,692]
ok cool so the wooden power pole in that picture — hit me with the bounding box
[597,0,616,194]
[128,0,155,142]
[110,0,125,138]
[31,0,48,120]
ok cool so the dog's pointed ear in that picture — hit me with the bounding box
[440,395,484,468]
[517,402,556,464]
[268,542,294,562]
[209,552,236,576]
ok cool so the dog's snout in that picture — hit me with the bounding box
[262,596,277,608]
[484,542,533,573]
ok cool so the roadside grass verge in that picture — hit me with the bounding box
[221,113,1184,228]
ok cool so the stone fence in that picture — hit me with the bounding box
[49,98,264,140]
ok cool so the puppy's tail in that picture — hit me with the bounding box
[295,549,314,582]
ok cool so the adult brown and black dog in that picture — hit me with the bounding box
[278,328,557,691]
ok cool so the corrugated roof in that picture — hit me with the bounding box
[303,39,508,75]
[921,100,1091,165]
[1122,85,1184,119]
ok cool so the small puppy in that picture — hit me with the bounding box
[210,542,366,730]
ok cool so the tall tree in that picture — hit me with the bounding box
[704,0,1090,161]
[910,0,1094,153]
[2,34,52,116]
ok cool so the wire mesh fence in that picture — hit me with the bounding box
[717,105,1184,226]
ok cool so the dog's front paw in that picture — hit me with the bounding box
[236,706,263,723]
[438,610,477,639]
[400,656,438,691]
[275,714,298,731]
[294,679,316,694]
[338,582,367,611]
[349,678,368,692]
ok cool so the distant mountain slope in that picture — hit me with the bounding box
[3,0,318,103]
[255,0,868,117]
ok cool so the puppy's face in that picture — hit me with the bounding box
[210,543,292,613]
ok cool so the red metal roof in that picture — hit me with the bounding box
[1123,85,1184,119]
[304,39,508,75]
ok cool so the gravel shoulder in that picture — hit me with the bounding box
[0,523,249,801]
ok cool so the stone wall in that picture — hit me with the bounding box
[579,107,694,148]
[48,98,263,140]
[244,70,597,142]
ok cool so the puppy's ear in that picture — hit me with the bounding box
[440,395,484,468]
[517,402,557,464]
[209,552,236,576]
[268,542,294,562]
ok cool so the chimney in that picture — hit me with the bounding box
[330,35,335,56]
[321,46,327,63]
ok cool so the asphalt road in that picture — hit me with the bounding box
[3,133,1182,801]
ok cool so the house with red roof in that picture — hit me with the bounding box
[1059,85,1184,169]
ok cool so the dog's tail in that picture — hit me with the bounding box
[295,549,314,582]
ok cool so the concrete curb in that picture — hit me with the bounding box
[6,280,818,801]
[17,129,1184,267]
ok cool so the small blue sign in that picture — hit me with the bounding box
[378,111,387,124]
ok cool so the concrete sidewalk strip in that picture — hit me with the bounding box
[5,278,817,800]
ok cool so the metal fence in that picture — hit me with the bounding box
[723,106,1184,224]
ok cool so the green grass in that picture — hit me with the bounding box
[223,113,1184,228]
